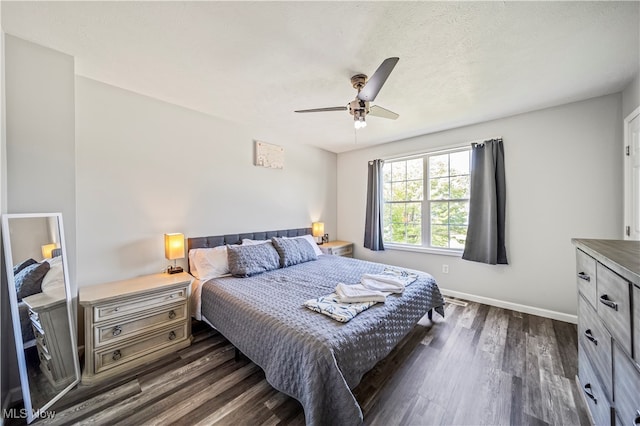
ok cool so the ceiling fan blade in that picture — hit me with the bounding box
[369,105,399,120]
[294,106,347,113]
[357,57,399,102]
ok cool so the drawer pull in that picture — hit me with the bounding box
[112,326,122,336]
[39,353,45,362]
[583,329,598,345]
[112,350,122,361]
[168,331,176,341]
[42,337,46,347]
[634,410,640,425]
[168,310,176,320]
[114,307,120,312]
[583,383,597,404]
[577,272,591,282]
[599,294,618,311]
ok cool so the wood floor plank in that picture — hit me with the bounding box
[25,299,589,426]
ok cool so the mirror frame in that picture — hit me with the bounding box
[2,213,80,423]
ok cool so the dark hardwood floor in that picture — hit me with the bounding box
[19,298,589,426]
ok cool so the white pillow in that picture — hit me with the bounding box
[284,234,323,257]
[41,256,65,291]
[241,239,270,246]
[189,246,230,280]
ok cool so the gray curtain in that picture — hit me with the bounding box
[364,159,385,251]
[462,139,508,264]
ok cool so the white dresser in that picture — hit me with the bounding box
[80,272,192,385]
[573,239,640,426]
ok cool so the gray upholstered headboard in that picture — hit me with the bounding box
[187,227,313,252]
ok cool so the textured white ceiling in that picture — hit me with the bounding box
[2,1,639,153]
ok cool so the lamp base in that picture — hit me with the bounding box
[167,265,184,274]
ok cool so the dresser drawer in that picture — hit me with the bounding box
[613,342,640,426]
[578,295,613,399]
[578,349,612,426]
[596,263,632,355]
[94,323,188,374]
[93,287,187,323]
[634,285,639,364]
[95,303,187,347]
[577,249,597,307]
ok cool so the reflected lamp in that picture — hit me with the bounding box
[164,233,185,274]
[41,243,57,259]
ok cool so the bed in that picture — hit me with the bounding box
[188,228,445,426]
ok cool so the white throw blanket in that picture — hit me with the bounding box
[335,283,386,303]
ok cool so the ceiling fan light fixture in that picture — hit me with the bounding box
[354,116,367,130]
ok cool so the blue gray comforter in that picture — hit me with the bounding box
[200,255,444,426]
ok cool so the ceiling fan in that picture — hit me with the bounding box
[295,57,400,129]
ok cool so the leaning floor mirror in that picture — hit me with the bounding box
[2,213,80,423]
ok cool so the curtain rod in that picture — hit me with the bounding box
[374,136,503,163]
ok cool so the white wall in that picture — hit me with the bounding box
[623,72,640,119]
[75,76,337,286]
[2,34,76,401]
[4,35,76,284]
[337,94,623,318]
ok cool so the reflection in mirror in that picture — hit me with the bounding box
[2,213,80,423]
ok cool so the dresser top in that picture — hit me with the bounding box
[80,272,192,304]
[572,239,640,286]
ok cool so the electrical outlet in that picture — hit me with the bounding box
[442,264,449,274]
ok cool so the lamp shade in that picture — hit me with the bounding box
[41,243,57,259]
[164,233,185,260]
[312,222,325,237]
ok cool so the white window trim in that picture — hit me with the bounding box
[382,144,471,251]
[384,243,463,257]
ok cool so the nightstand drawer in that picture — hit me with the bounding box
[596,263,631,356]
[94,287,187,323]
[95,303,187,347]
[332,245,353,257]
[576,249,597,308]
[578,295,612,399]
[94,323,188,374]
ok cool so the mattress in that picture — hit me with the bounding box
[199,255,444,426]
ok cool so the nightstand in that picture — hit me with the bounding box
[23,288,77,390]
[80,272,192,385]
[319,241,354,257]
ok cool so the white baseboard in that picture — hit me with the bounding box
[440,288,577,324]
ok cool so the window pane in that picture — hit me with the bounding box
[430,201,448,225]
[391,203,405,223]
[406,223,421,245]
[391,161,406,182]
[383,182,392,201]
[450,151,470,176]
[449,201,469,225]
[450,176,470,199]
[450,225,467,249]
[383,163,392,183]
[406,202,421,224]
[429,154,448,178]
[431,225,449,248]
[430,177,449,200]
[407,159,423,180]
[391,182,407,201]
[407,179,423,201]
[391,222,406,243]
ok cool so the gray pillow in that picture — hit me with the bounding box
[15,262,50,301]
[227,242,280,277]
[271,236,318,268]
[13,258,37,275]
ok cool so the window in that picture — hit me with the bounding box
[382,147,471,251]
